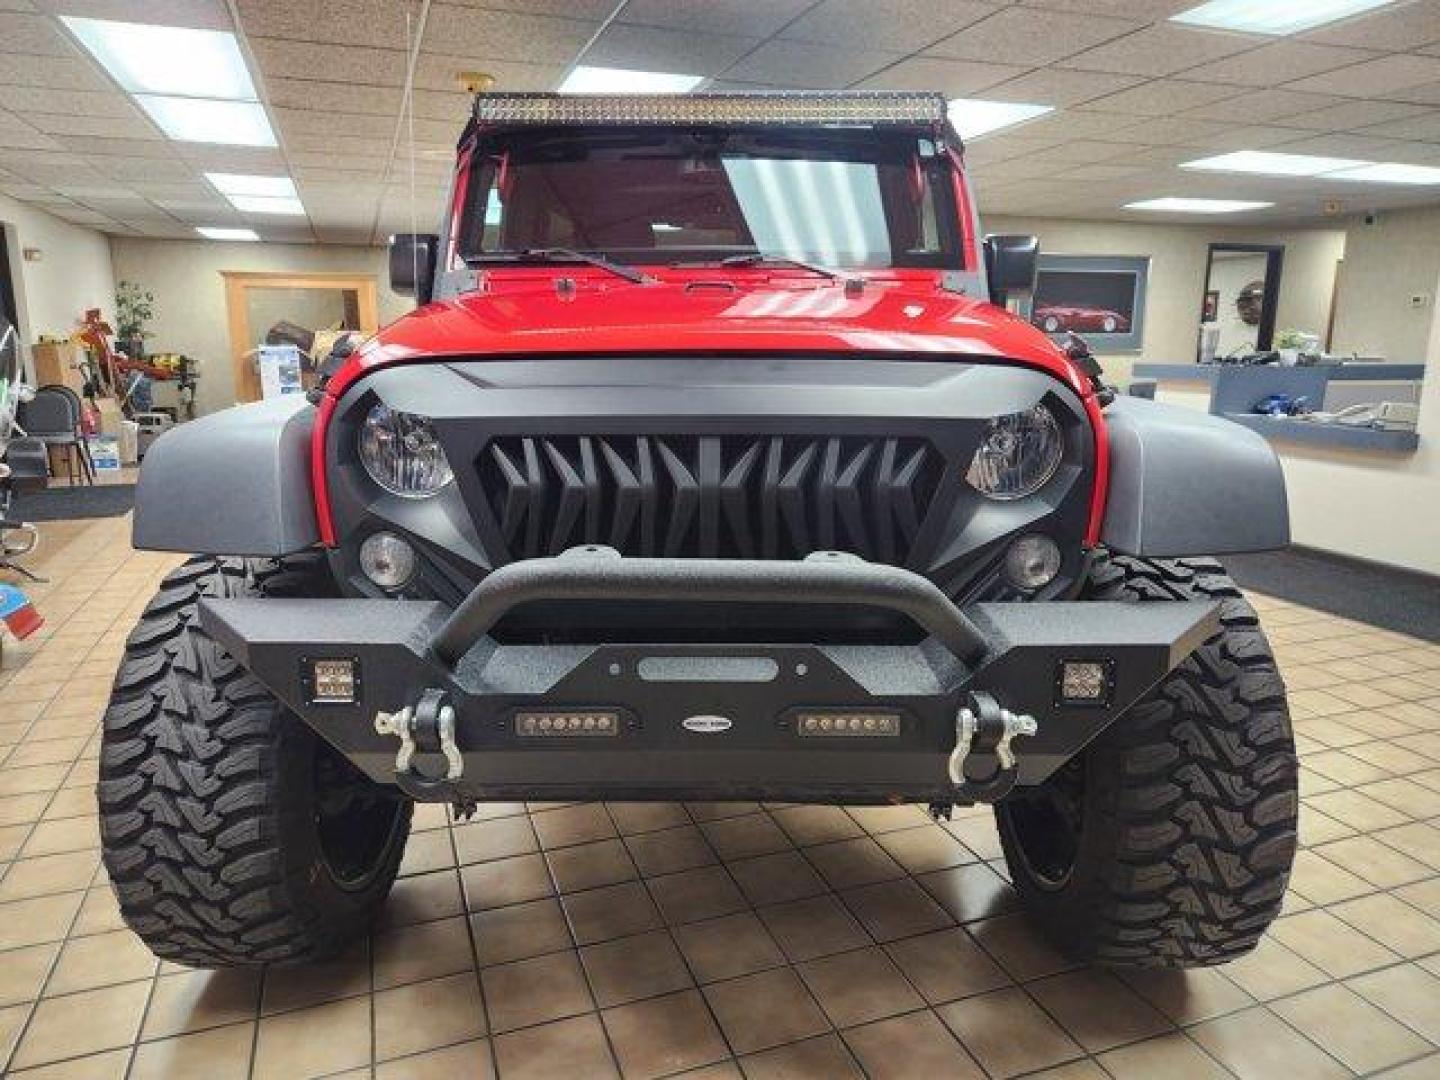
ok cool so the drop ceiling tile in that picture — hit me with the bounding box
[620,0,812,38]
[1269,131,1413,158]
[284,132,392,156]
[722,40,903,89]
[58,135,184,159]
[288,151,388,174]
[780,0,996,54]
[274,108,393,140]
[1062,24,1260,78]
[410,88,473,123]
[0,52,111,90]
[851,56,1027,96]
[27,111,160,140]
[1096,114,1237,146]
[585,24,759,76]
[89,157,198,182]
[1286,53,1440,98]
[239,0,425,46]
[1005,109,1143,140]
[48,205,118,224]
[0,111,60,151]
[1007,138,1136,166]
[1280,99,1434,131]
[961,133,1066,164]
[173,144,288,170]
[422,4,597,64]
[927,7,1141,66]
[1385,80,1440,106]
[984,66,1146,106]
[445,0,616,16]
[1014,0,1194,17]
[0,11,78,55]
[0,86,144,119]
[29,0,231,30]
[1180,89,1347,124]
[265,79,401,116]
[413,53,563,93]
[1178,40,1377,88]
[1359,111,1440,140]
[1079,78,1244,117]
[1301,0,1440,51]
[1063,161,1150,181]
[249,39,409,85]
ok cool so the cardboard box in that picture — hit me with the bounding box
[94,397,125,438]
[87,435,123,484]
[30,342,87,394]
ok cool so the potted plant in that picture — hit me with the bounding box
[114,280,155,361]
[1274,328,1307,367]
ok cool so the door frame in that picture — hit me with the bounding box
[1200,242,1286,355]
[223,270,379,403]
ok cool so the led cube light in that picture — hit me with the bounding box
[306,658,359,704]
[795,711,902,737]
[1055,660,1114,708]
[514,710,621,737]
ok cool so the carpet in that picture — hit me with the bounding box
[12,483,136,522]
[1226,546,1440,644]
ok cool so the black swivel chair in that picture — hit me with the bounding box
[16,385,93,486]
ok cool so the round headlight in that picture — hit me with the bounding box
[359,404,453,498]
[1003,534,1061,592]
[965,405,1063,500]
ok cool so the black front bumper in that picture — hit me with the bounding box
[201,548,1217,804]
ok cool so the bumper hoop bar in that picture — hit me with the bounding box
[429,546,992,668]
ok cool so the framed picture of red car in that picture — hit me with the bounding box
[1026,254,1148,352]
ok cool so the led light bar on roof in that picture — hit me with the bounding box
[472,92,947,127]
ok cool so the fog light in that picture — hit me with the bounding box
[515,710,621,737]
[304,657,359,705]
[795,711,901,737]
[1055,659,1114,707]
[360,532,416,591]
[1003,534,1061,592]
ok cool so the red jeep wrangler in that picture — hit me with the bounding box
[103,93,1296,970]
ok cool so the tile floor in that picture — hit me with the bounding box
[2,515,1440,1078]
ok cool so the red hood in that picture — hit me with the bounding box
[350,271,1085,396]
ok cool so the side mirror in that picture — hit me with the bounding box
[389,233,439,306]
[984,234,1039,305]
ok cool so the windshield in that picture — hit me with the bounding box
[456,126,958,270]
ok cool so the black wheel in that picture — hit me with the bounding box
[996,554,1297,967]
[98,554,411,967]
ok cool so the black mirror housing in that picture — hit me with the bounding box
[984,234,1039,305]
[389,233,440,305]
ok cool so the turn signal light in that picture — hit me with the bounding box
[795,711,901,737]
[514,710,620,737]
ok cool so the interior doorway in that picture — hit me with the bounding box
[222,271,379,404]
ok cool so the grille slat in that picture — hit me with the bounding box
[478,434,942,564]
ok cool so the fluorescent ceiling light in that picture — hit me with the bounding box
[1125,197,1274,213]
[61,17,258,99]
[1172,0,1399,36]
[196,226,259,241]
[947,98,1053,140]
[559,66,704,94]
[1181,150,1367,176]
[228,194,305,215]
[136,96,276,147]
[1327,162,1440,185]
[205,173,296,198]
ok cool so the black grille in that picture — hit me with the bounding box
[477,435,944,564]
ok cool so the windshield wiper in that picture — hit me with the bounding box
[719,253,842,280]
[466,247,650,284]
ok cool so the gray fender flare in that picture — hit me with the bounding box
[132,396,321,556]
[1100,396,1289,557]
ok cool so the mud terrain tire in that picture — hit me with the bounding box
[996,554,1297,966]
[98,555,411,967]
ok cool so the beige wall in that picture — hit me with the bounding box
[108,238,411,415]
[1330,207,1440,363]
[1,192,116,361]
[987,214,1348,387]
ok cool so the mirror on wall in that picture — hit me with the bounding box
[1199,243,1285,361]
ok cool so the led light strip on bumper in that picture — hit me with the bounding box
[473,92,947,127]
